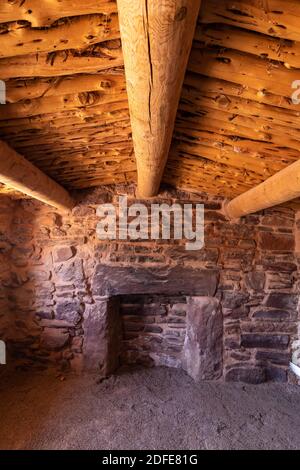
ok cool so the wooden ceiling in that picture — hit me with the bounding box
[0,0,300,202]
[0,0,134,191]
[166,0,300,200]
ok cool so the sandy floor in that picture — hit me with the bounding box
[0,366,300,450]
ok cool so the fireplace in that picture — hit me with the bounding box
[82,264,223,381]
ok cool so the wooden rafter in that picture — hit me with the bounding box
[0,140,75,212]
[223,159,300,219]
[117,0,202,197]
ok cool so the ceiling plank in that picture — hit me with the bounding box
[117,0,202,197]
[196,24,300,68]
[183,74,299,113]
[189,45,300,98]
[0,92,127,120]
[5,74,126,104]
[0,40,123,79]
[200,0,300,42]
[0,0,117,26]
[0,140,74,212]
[0,14,119,59]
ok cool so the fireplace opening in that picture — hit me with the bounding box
[120,295,187,368]
[83,293,223,381]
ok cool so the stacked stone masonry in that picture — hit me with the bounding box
[120,295,187,369]
[0,184,299,384]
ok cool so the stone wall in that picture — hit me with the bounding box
[0,184,299,383]
[120,295,187,368]
[292,211,300,377]
[0,196,16,374]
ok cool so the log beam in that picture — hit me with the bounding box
[223,159,300,219]
[117,0,202,197]
[0,140,75,212]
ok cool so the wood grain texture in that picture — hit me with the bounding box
[0,40,124,79]
[0,0,118,26]
[0,14,120,58]
[1,0,300,210]
[223,159,300,219]
[5,74,126,103]
[0,5,131,192]
[188,45,300,98]
[200,0,300,41]
[164,0,300,209]
[0,140,74,211]
[196,24,300,68]
[117,0,202,197]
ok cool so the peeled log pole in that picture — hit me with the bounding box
[117,0,202,197]
[0,141,75,212]
[223,159,300,219]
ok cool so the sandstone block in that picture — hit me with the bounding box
[252,309,291,321]
[256,350,290,366]
[244,272,265,291]
[92,265,219,297]
[265,367,287,382]
[241,334,289,349]
[225,367,266,384]
[182,296,223,381]
[54,259,84,283]
[41,328,69,350]
[265,293,298,310]
[222,291,249,309]
[56,300,83,325]
[82,297,121,375]
[53,246,76,263]
[258,232,294,251]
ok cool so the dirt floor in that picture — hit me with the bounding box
[0,366,300,450]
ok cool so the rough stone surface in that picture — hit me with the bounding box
[56,300,82,325]
[0,185,299,383]
[222,291,249,309]
[83,297,121,375]
[120,295,186,367]
[241,334,290,350]
[244,272,265,291]
[40,328,69,351]
[252,309,291,321]
[265,293,299,310]
[182,297,223,380]
[258,232,295,251]
[225,367,266,384]
[92,265,219,297]
[256,350,291,366]
[265,367,287,383]
[54,260,84,284]
[53,246,76,263]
